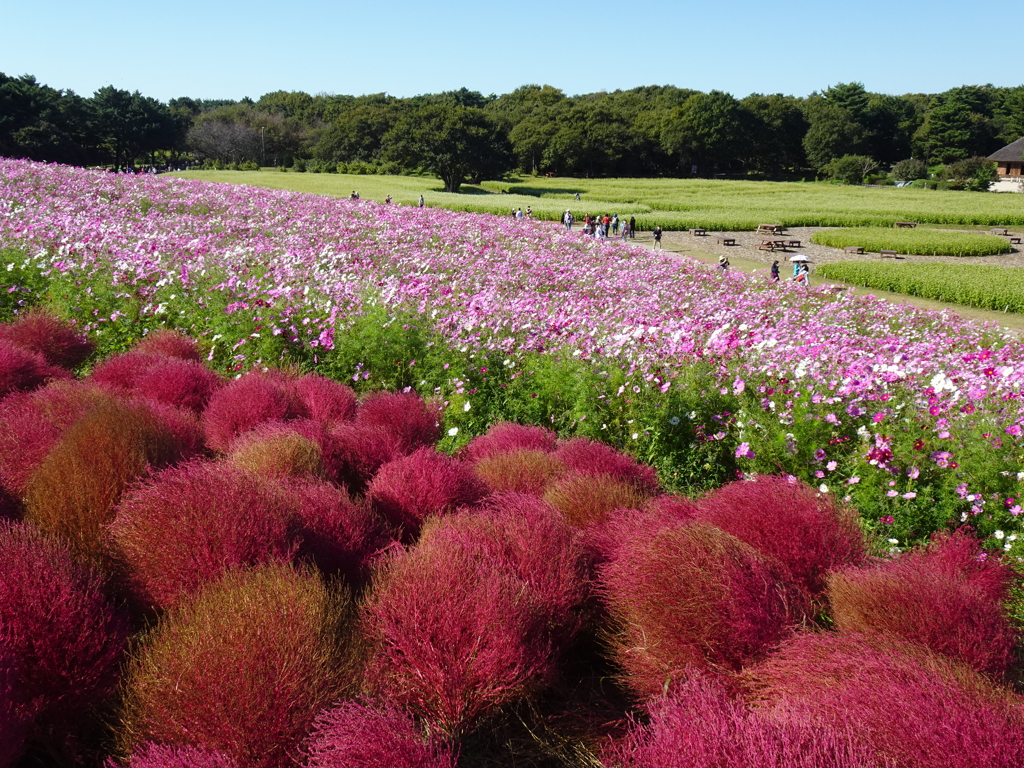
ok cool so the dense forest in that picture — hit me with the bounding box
[2,73,1022,188]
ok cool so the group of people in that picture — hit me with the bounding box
[564,210,636,241]
[512,207,533,219]
[769,259,810,285]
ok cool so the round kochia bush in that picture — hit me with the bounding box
[0,520,129,760]
[0,308,94,369]
[810,227,1012,256]
[118,564,359,768]
[826,529,1020,678]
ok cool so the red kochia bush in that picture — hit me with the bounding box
[131,329,204,362]
[827,530,1020,678]
[472,449,566,495]
[305,701,457,768]
[366,448,487,541]
[695,476,867,595]
[125,744,238,768]
[93,352,222,412]
[0,382,107,496]
[0,645,28,768]
[330,423,404,492]
[228,421,327,480]
[119,565,358,768]
[286,478,391,587]
[461,422,558,463]
[553,438,661,496]
[598,518,807,701]
[0,521,129,754]
[354,391,441,455]
[0,309,94,369]
[0,339,70,399]
[109,461,299,611]
[202,372,308,452]
[607,674,875,768]
[742,632,1024,768]
[24,398,202,560]
[291,375,357,426]
[361,501,584,737]
[543,472,648,528]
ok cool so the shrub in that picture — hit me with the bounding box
[0,339,70,399]
[291,375,357,426]
[330,422,405,493]
[354,391,441,455]
[892,158,929,182]
[544,472,648,528]
[304,701,457,768]
[108,461,299,611]
[0,308,94,369]
[93,353,222,413]
[945,156,997,191]
[553,438,660,496]
[24,398,201,560]
[694,476,867,595]
[228,423,326,480]
[202,372,308,452]
[599,519,807,700]
[0,645,28,768]
[473,449,566,495]
[0,383,110,496]
[287,477,391,587]
[118,565,358,768]
[461,422,558,463]
[361,505,576,737]
[125,743,238,768]
[131,329,205,361]
[826,530,1020,678]
[367,448,487,541]
[606,674,875,768]
[742,632,1024,768]
[824,155,878,185]
[0,521,129,756]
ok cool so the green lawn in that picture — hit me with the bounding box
[172,170,1024,231]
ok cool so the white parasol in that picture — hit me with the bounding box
[788,254,811,262]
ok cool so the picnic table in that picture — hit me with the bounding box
[689,227,707,236]
[716,237,736,246]
[756,224,784,235]
[757,239,789,252]
[894,221,917,229]
[843,245,865,254]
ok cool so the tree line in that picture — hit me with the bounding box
[2,73,1022,190]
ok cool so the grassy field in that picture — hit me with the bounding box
[173,170,1024,230]
[816,262,1024,313]
[810,228,1013,257]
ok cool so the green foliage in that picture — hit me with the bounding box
[816,261,1024,313]
[892,158,929,182]
[824,155,878,185]
[0,248,50,322]
[943,156,997,191]
[810,227,1012,256]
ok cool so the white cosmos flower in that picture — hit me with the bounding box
[463,401,471,412]
[447,427,459,437]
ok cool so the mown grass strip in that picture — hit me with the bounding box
[811,228,1012,257]
[816,262,1024,313]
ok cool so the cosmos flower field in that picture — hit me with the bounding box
[1,157,1023,546]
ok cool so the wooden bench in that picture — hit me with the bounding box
[894,221,917,228]
[1008,236,1022,245]
[716,237,736,246]
[689,227,707,236]
[991,227,1009,236]
[879,249,898,258]
[843,245,865,254]
[785,239,801,248]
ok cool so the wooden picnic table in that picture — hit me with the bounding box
[894,221,917,228]
[757,238,789,252]
[756,224,784,234]
[843,245,865,254]
[689,227,707,236]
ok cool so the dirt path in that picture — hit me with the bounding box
[622,231,1024,334]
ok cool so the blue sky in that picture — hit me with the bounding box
[3,0,1020,102]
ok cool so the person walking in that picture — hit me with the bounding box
[563,210,574,230]
[418,195,425,208]
[611,214,619,234]
[770,260,780,282]
[796,262,810,287]
[718,254,730,274]
[653,226,663,250]
[629,216,636,239]
[620,220,629,240]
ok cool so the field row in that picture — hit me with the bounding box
[810,228,1013,257]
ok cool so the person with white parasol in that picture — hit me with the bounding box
[789,254,811,286]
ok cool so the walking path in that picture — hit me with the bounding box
[626,230,1024,334]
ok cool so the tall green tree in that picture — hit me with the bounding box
[802,97,864,172]
[662,91,750,173]
[89,86,175,168]
[381,104,511,192]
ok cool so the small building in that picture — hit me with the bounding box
[988,136,1024,178]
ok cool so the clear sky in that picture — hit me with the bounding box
[3,0,1021,102]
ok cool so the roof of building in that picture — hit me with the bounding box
[988,136,1024,162]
